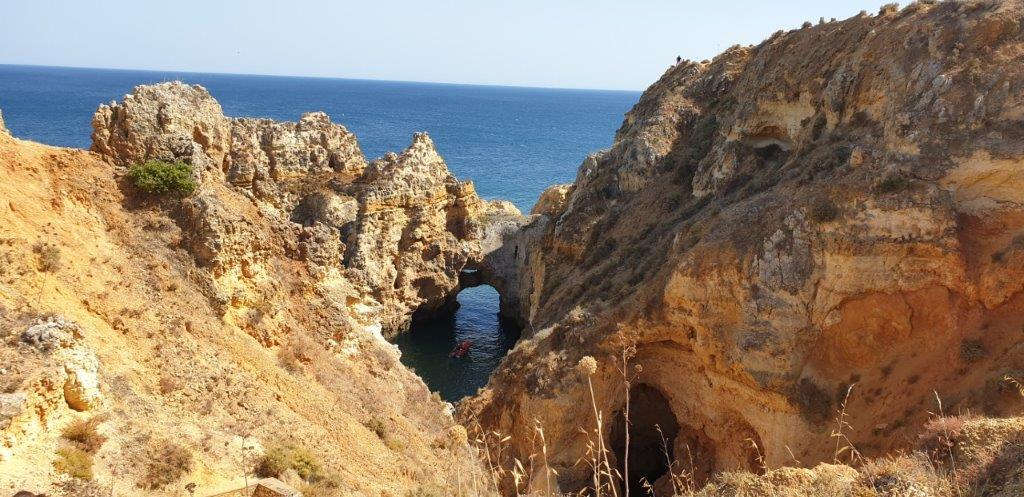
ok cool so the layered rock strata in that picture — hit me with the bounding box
[465,1,1024,494]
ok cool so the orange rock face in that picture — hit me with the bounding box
[465,2,1024,494]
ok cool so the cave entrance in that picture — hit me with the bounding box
[611,384,680,495]
[611,384,718,494]
[394,284,521,402]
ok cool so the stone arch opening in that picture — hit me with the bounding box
[397,283,521,401]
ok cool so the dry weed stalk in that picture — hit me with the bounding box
[831,383,863,465]
[746,437,767,474]
[612,344,641,497]
[657,425,697,496]
[929,391,963,497]
[578,356,620,497]
[534,419,555,497]
[1003,374,1024,397]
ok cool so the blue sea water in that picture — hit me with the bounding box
[0,64,639,401]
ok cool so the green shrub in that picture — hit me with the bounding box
[140,439,193,489]
[55,446,94,480]
[255,444,323,482]
[61,417,106,454]
[809,198,840,223]
[128,160,197,195]
[875,174,911,194]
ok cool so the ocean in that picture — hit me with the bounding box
[0,64,640,401]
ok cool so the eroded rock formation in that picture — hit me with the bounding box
[0,84,498,494]
[91,81,506,339]
[464,1,1024,494]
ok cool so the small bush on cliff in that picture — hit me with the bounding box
[128,160,197,196]
[140,438,193,489]
[55,446,94,480]
[810,198,840,223]
[61,417,106,453]
[875,174,911,194]
[33,240,61,272]
[255,444,324,482]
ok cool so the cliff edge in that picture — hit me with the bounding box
[0,82,511,495]
[465,1,1024,494]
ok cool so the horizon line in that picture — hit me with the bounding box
[0,62,645,94]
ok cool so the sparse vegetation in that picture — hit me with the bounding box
[278,334,322,373]
[140,438,193,489]
[255,444,324,482]
[405,485,444,497]
[875,173,911,194]
[128,160,197,196]
[809,198,840,223]
[61,417,106,454]
[300,478,345,497]
[366,416,388,439]
[55,446,94,480]
[158,375,183,395]
[32,241,61,272]
[277,346,302,373]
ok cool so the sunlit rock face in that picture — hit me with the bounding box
[463,2,1024,494]
[90,82,519,339]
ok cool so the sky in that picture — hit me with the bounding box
[1,0,885,91]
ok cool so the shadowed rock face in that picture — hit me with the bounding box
[464,1,1024,493]
[90,82,520,339]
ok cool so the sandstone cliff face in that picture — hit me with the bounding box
[466,1,1024,494]
[0,85,492,495]
[91,81,493,339]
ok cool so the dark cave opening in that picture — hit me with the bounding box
[611,384,681,495]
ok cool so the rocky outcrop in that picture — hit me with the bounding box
[21,317,103,412]
[1,92,486,494]
[92,82,366,207]
[0,108,7,135]
[530,183,572,217]
[92,82,497,339]
[345,133,487,333]
[465,2,1024,494]
[92,82,232,171]
[1,317,103,466]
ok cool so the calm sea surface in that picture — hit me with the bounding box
[0,64,639,401]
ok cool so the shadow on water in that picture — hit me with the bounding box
[393,285,521,402]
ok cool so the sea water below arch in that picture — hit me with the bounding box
[393,286,521,402]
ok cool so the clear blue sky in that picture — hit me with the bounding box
[1,0,884,91]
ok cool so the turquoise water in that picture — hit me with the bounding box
[0,64,639,400]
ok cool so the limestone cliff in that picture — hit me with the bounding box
[90,81,504,339]
[0,83,498,495]
[465,1,1024,494]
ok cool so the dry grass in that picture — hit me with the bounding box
[32,240,61,272]
[462,352,1024,497]
[61,417,107,454]
[140,438,193,489]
